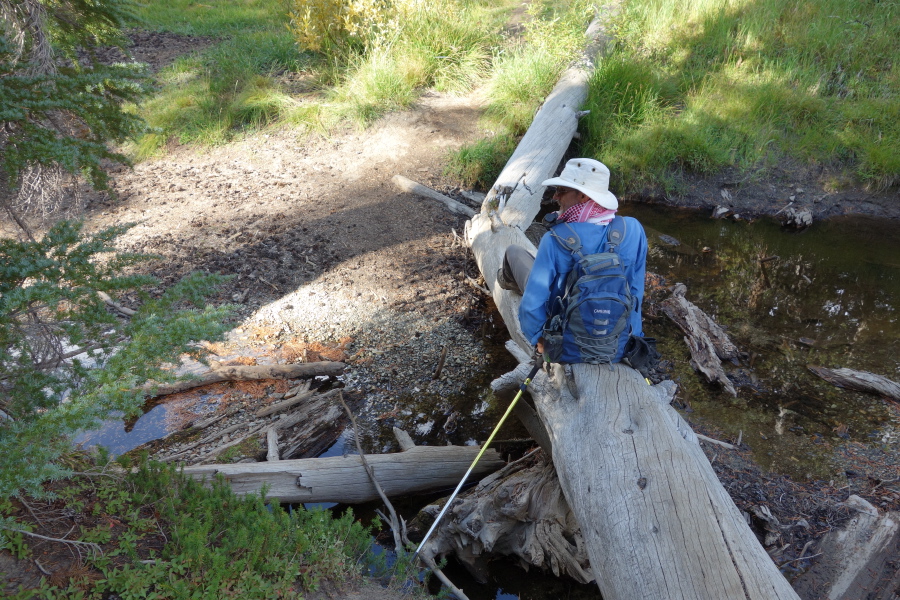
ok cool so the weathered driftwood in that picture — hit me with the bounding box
[392,426,416,452]
[276,389,345,460]
[477,16,618,230]
[143,362,346,398]
[182,445,505,504]
[534,362,799,599]
[256,389,314,418]
[392,175,475,217]
[660,283,740,396]
[808,366,900,401]
[159,389,344,464]
[266,428,280,461]
[196,423,269,464]
[793,496,900,600]
[417,450,592,584]
[460,6,800,595]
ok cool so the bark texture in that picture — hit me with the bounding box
[417,451,592,584]
[530,362,799,599]
[182,445,505,504]
[458,5,801,597]
[142,362,346,398]
[808,366,900,401]
[660,283,740,396]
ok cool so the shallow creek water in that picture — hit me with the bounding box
[78,205,899,599]
[630,204,899,480]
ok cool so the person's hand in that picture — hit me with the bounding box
[536,337,545,356]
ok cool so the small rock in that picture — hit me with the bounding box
[712,205,730,219]
[782,206,813,229]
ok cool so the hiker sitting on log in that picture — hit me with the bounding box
[497,158,656,371]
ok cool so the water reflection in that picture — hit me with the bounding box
[627,204,899,477]
[75,405,170,456]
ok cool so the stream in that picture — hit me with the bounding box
[77,205,900,599]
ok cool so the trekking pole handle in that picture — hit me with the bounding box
[523,361,542,389]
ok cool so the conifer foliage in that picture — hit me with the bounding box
[0,221,233,499]
[0,0,149,216]
[0,1,233,504]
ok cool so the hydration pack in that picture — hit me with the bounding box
[541,216,635,364]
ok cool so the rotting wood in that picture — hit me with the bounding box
[156,389,344,464]
[266,428,280,461]
[793,495,900,600]
[195,422,268,465]
[142,361,346,398]
[182,445,505,504]
[415,449,591,584]
[660,283,740,396]
[276,389,345,460]
[808,366,900,401]
[457,4,801,595]
[393,427,416,451]
[392,175,475,217]
[256,388,315,418]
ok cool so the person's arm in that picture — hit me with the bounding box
[626,218,648,337]
[518,236,559,346]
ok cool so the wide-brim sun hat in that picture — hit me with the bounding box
[541,158,618,210]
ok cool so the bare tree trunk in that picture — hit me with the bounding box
[182,445,505,504]
[455,5,802,597]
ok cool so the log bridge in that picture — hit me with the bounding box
[417,9,802,600]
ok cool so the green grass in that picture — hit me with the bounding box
[130,0,598,174]
[332,0,500,125]
[132,0,289,36]
[444,133,517,187]
[446,0,594,188]
[130,0,510,155]
[580,0,900,193]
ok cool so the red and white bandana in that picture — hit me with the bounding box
[557,201,617,225]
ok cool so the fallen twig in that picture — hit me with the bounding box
[779,552,822,567]
[97,291,136,316]
[2,526,101,558]
[432,346,448,380]
[337,393,470,600]
[696,433,736,450]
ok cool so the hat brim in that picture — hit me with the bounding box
[541,176,618,210]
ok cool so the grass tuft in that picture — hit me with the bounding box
[581,0,900,192]
[445,134,518,188]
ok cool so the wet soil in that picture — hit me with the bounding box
[638,160,900,221]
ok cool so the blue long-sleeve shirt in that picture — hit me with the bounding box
[518,217,648,347]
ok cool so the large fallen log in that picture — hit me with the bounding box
[808,366,900,402]
[456,6,801,597]
[182,445,505,504]
[142,361,346,398]
[660,283,740,396]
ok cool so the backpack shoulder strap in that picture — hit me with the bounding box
[548,222,585,260]
[605,216,627,253]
